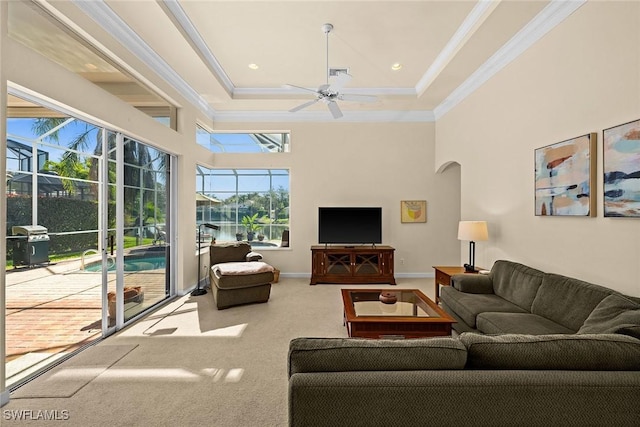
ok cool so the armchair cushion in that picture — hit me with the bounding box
[209,242,251,264]
[213,261,274,276]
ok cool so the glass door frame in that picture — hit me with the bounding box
[101,132,176,335]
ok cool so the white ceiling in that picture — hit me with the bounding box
[14,1,586,122]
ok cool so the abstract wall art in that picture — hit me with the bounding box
[603,119,640,217]
[534,133,596,216]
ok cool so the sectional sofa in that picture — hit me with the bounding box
[287,260,640,426]
[440,260,640,336]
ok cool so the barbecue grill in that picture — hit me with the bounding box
[12,225,50,267]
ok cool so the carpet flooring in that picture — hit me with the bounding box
[3,277,435,426]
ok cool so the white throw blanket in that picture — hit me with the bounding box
[213,261,274,276]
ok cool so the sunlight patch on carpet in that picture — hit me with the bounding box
[11,345,138,399]
[96,368,200,381]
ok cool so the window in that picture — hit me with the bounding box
[196,128,290,153]
[196,167,290,246]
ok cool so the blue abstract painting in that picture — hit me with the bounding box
[604,119,640,217]
[535,133,596,216]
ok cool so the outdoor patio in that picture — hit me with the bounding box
[5,255,167,387]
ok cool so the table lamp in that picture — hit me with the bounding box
[193,223,219,296]
[457,221,488,273]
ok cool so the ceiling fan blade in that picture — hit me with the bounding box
[328,71,352,92]
[289,98,320,113]
[327,100,343,119]
[338,93,378,103]
[284,84,319,94]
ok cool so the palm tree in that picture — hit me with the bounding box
[33,118,165,236]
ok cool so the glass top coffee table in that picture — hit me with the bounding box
[341,289,455,339]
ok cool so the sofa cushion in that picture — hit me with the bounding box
[490,260,544,311]
[578,294,640,335]
[288,337,467,377]
[460,333,640,370]
[477,312,574,335]
[618,326,640,339]
[440,286,526,328]
[531,273,617,331]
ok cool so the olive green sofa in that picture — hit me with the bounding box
[288,334,640,426]
[288,260,640,426]
[440,260,640,336]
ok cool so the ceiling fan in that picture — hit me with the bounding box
[286,23,377,119]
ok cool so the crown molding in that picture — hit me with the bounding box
[72,0,216,120]
[69,0,586,124]
[433,0,586,119]
[160,0,235,96]
[213,110,435,123]
[416,0,497,96]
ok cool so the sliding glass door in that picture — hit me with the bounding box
[5,93,175,387]
[105,134,172,329]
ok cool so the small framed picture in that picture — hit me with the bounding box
[401,200,427,223]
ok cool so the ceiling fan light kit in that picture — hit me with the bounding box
[287,23,377,119]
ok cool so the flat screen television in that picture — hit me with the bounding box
[318,207,382,245]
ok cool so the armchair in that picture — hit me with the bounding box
[208,242,274,309]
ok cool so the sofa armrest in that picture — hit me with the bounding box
[451,274,493,294]
[288,337,466,377]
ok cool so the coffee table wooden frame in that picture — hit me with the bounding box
[341,288,455,339]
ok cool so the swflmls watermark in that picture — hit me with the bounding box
[3,409,70,421]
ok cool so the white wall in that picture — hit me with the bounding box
[210,121,461,277]
[436,1,640,296]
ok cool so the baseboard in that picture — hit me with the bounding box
[1,388,10,407]
[280,272,310,279]
[396,272,434,279]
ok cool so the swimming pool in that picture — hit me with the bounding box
[84,255,166,272]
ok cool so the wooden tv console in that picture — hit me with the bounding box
[310,245,396,285]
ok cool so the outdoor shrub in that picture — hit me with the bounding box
[6,195,102,259]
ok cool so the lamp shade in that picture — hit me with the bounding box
[458,221,488,242]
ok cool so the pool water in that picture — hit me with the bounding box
[84,256,166,272]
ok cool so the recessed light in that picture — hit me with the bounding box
[391,63,402,71]
[248,63,259,70]
[85,63,98,70]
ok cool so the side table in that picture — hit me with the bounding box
[432,266,484,303]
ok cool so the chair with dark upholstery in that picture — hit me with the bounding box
[208,242,274,309]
